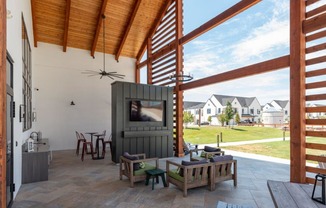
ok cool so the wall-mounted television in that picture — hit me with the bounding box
[130,100,164,122]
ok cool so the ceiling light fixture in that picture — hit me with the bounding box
[169,71,193,82]
[82,15,125,80]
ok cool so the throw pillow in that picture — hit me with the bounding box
[179,159,207,177]
[200,151,214,159]
[123,152,140,170]
[204,146,221,152]
[209,155,233,163]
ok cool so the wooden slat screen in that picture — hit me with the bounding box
[304,1,326,184]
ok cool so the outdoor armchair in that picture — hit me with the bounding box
[120,153,159,188]
[190,146,225,161]
[166,159,213,197]
[209,155,237,190]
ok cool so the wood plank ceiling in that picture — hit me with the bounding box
[31,0,166,60]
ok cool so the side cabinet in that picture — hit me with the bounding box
[22,139,50,184]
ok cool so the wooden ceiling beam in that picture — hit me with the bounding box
[179,0,261,45]
[179,55,290,91]
[90,0,109,58]
[30,0,38,47]
[63,0,71,52]
[136,0,174,61]
[115,0,142,61]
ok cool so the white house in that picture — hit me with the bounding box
[184,101,205,125]
[307,103,326,119]
[202,94,261,125]
[262,100,290,123]
[261,107,284,127]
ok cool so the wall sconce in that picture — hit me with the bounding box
[70,101,75,106]
[19,104,25,122]
[312,173,326,205]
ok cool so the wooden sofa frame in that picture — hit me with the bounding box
[166,160,214,197]
[119,153,159,188]
[210,159,237,190]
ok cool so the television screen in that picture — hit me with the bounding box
[130,100,164,122]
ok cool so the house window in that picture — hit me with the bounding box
[234,108,237,113]
[242,109,244,114]
[250,109,254,114]
[285,110,288,115]
[218,108,221,113]
[22,16,32,131]
[195,110,199,115]
[207,108,211,114]
[257,109,260,114]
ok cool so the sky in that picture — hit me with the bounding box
[141,0,326,105]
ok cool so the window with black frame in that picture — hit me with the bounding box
[22,16,32,131]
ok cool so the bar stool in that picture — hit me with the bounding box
[75,131,85,156]
[80,133,94,161]
[103,134,112,158]
[312,173,326,205]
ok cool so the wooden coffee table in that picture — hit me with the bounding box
[145,168,167,190]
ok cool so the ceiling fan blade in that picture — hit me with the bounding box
[100,75,104,79]
[107,75,114,80]
[87,74,99,77]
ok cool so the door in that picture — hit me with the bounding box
[6,52,14,207]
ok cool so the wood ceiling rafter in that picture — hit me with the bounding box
[31,0,38,47]
[136,0,174,61]
[115,0,142,62]
[90,0,109,58]
[63,0,71,52]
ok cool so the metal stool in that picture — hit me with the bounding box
[312,173,326,205]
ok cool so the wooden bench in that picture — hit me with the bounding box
[267,180,326,208]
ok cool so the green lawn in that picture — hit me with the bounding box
[223,137,326,162]
[184,126,290,145]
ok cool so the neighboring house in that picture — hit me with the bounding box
[203,94,261,125]
[261,107,283,127]
[307,103,326,118]
[269,100,290,122]
[183,101,205,125]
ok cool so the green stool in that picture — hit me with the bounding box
[145,169,167,190]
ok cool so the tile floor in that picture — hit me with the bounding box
[12,150,293,208]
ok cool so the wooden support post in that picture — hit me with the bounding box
[175,0,184,157]
[0,0,6,206]
[135,61,140,83]
[147,38,153,84]
[290,0,306,183]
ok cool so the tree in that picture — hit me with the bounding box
[235,113,240,124]
[207,116,212,125]
[218,114,226,127]
[183,111,194,128]
[224,101,235,125]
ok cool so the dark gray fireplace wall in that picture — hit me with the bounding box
[111,81,174,163]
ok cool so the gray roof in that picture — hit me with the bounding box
[184,101,205,109]
[212,94,256,107]
[189,103,205,109]
[273,100,289,108]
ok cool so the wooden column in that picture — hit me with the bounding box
[135,60,140,83]
[0,0,6,205]
[290,0,306,183]
[147,38,153,84]
[175,0,184,157]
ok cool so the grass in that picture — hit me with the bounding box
[222,137,326,163]
[184,126,290,145]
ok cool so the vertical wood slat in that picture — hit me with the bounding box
[290,0,306,183]
[30,0,38,47]
[0,0,6,206]
[63,0,71,52]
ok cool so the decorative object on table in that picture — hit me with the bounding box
[82,15,125,80]
[120,152,158,188]
[26,137,34,152]
[169,71,193,82]
[312,173,326,205]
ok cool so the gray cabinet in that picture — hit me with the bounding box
[22,139,50,184]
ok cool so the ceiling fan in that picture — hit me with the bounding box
[82,14,125,80]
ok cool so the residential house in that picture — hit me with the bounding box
[202,95,261,125]
[307,103,326,119]
[262,100,290,123]
[184,101,205,125]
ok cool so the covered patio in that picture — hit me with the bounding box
[12,150,290,208]
[1,0,326,207]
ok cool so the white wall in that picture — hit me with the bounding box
[7,0,34,198]
[33,43,135,151]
